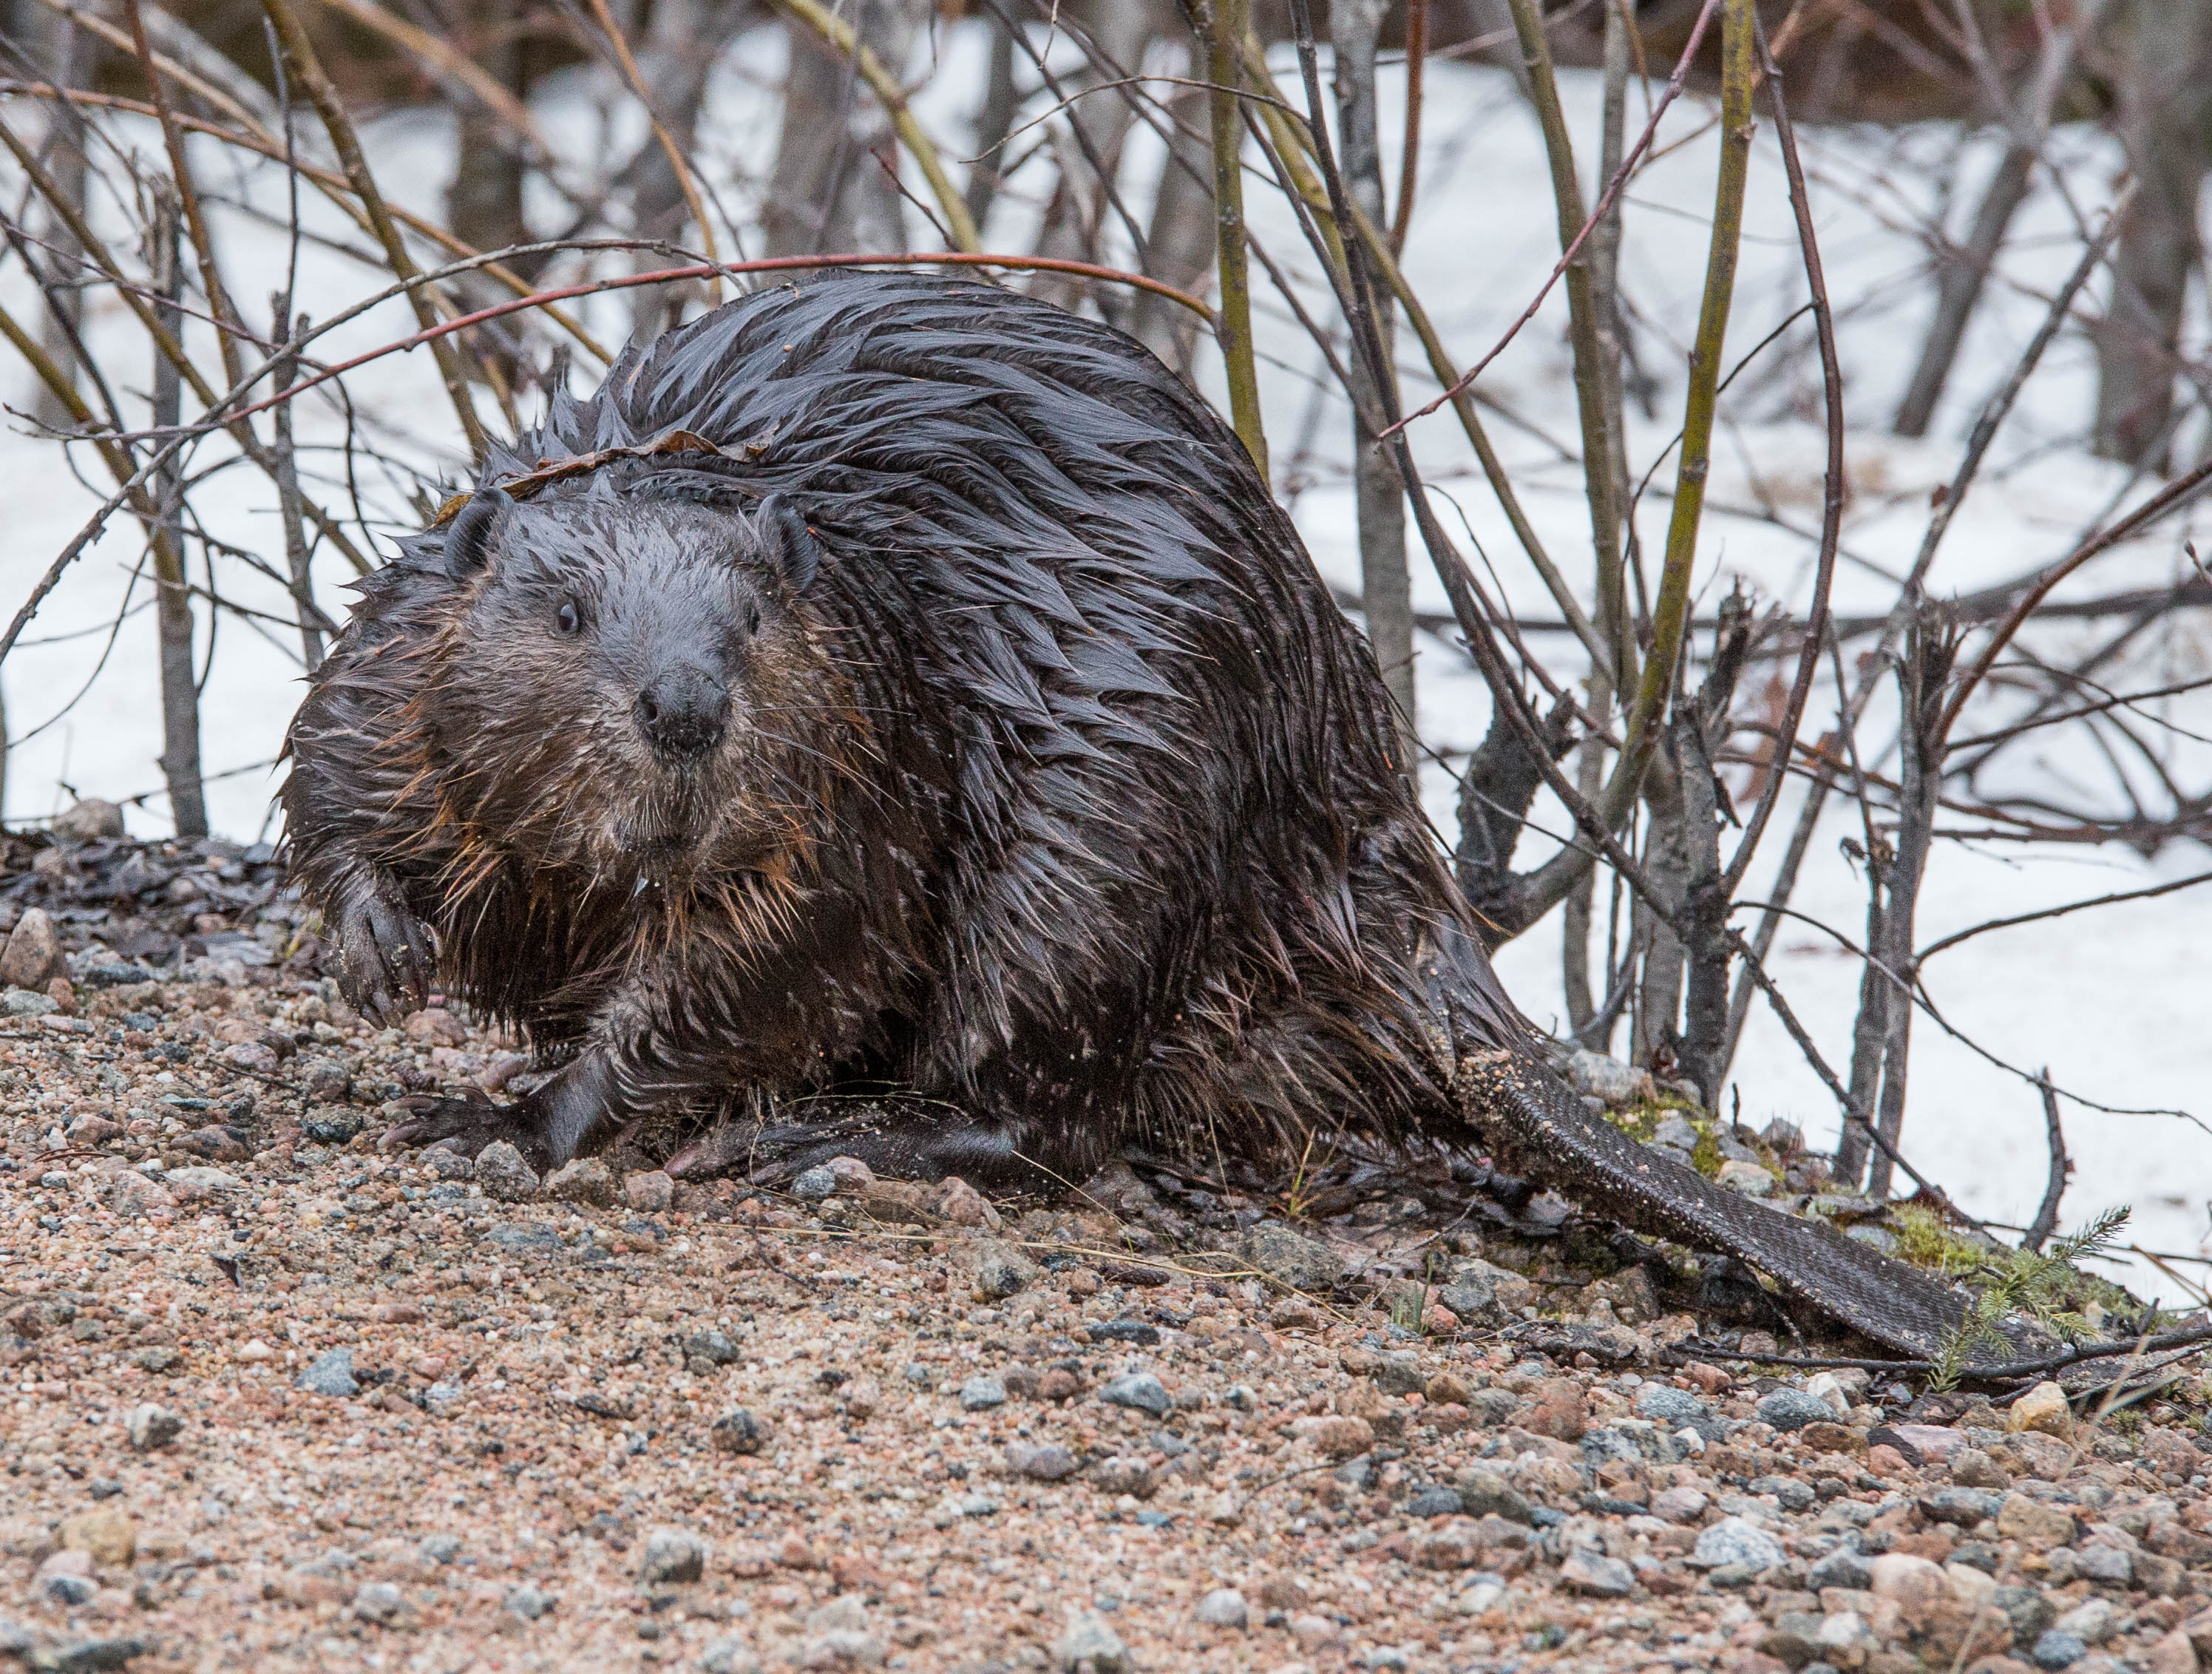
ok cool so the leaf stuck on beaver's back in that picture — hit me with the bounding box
[281,272,2032,1366]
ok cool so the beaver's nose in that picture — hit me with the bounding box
[635,665,727,761]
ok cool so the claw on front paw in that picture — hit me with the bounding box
[379,1096,543,1171]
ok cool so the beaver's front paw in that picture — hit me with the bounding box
[378,1093,550,1174]
[333,875,435,1023]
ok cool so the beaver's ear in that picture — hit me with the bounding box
[442,486,513,580]
[759,494,821,593]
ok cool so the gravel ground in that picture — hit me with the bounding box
[7,821,2212,1674]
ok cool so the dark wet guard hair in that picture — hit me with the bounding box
[282,271,2017,1366]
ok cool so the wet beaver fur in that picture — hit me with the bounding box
[284,272,2000,1360]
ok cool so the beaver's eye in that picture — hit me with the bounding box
[555,600,583,637]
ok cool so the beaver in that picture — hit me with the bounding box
[283,271,1995,1360]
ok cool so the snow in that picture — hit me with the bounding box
[0,27,2204,1287]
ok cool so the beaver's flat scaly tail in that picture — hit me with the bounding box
[1415,923,2040,1367]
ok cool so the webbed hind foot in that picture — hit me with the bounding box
[666,1100,1069,1194]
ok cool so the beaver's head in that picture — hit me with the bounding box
[420,487,838,885]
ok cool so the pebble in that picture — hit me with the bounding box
[965,1239,1039,1300]
[1236,1223,1341,1292]
[1808,1548,1873,1590]
[418,1535,461,1565]
[1715,1159,1773,1196]
[123,1404,181,1451]
[1405,1485,1462,1518]
[960,1375,1008,1411]
[700,1638,762,1674]
[352,1582,404,1623]
[2032,1630,2087,1670]
[791,1165,837,1202]
[2074,1543,2131,1585]
[161,1165,242,1201]
[297,1347,359,1397]
[1,907,63,989]
[1453,1468,1534,1522]
[1090,1457,1155,1499]
[474,1142,540,1202]
[934,1176,1000,1229]
[1097,1372,1171,1418]
[1559,1549,1635,1596]
[711,1410,767,1455]
[59,1508,136,1568]
[685,1329,741,1368]
[1055,1610,1129,1673]
[622,1170,674,1213]
[544,1156,616,1206]
[1690,1517,1785,1573]
[1526,1378,1587,1441]
[1634,1384,1709,1426]
[505,1584,551,1621]
[1649,1485,1709,1525]
[638,1527,707,1585]
[1195,1587,1248,1627]
[1008,1443,1079,1481]
[1757,1388,1837,1431]
[2009,1380,2074,1439]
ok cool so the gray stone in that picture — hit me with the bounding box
[417,1535,461,1565]
[1371,1351,1427,1396]
[1453,1467,1535,1523]
[1690,1516,1787,1573]
[790,1166,837,1202]
[700,1638,763,1674]
[965,1240,1041,1301]
[482,1223,564,1256]
[504,1585,551,1622]
[2073,1543,2131,1585]
[297,1348,359,1397]
[1236,1223,1341,1293]
[44,1570,98,1607]
[1405,1485,1462,1518]
[1757,1389,1837,1432]
[960,1375,1008,1411]
[301,1058,352,1102]
[684,1330,740,1369]
[352,1582,404,1623]
[1008,1443,1079,1482]
[543,1156,616,1207]
[710,1409,765,1455]
[1195,1587,1247,1628]
[1055,1610,1129,1673]
[639,1527,706,1585]
[1090,1457,1155,1499]
[1652,1113,1703,1151]
[1807,1548,1873,1591]
[1559,1549,1635,1598]
[1098,1372,1171,1418]
[1750,1474,1816,1513]
[1435,1271,1503,1326]
[1,908,62,990]
[161,1165,241,1199]
[123,1404,181,1451]
[32,1637,152,1673]
[303,1108,364,1146]
[2051,1598,2119,1645]
[1992,1586,2056,1648]
[474,1142,540,1202]
[422,1381,464,1415]
[52,798,125,843]
[1635,1384,1711,1426]
[2030,1630,2086,1670]
[1921,1486,2004,1527]
[3,989,57,1017]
